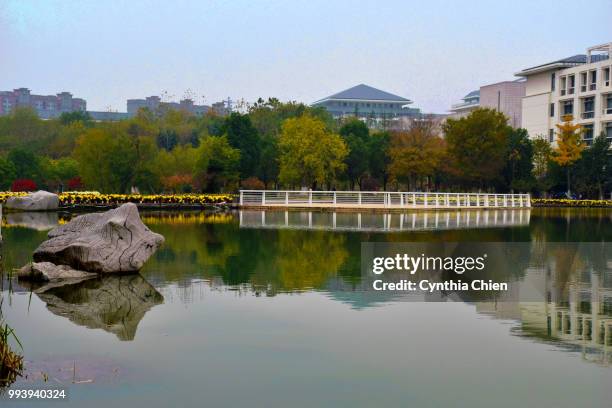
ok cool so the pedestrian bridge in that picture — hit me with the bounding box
[239,209,530,233]
[239,190,530,210]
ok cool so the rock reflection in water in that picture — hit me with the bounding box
[32,275,163,341]
[4,211,60,231]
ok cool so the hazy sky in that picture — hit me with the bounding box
[1,0,611,113]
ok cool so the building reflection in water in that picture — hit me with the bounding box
[477,244,612,366]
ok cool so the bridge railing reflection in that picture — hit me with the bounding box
[239,209,530,232]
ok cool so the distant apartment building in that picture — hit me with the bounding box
[87,111,129,121]
[0,88,86,118]
[127,96,210,117]
[517,42,612,145]
[450,80,526,127]
[311,84,421,127]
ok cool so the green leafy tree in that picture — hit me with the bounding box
[339,119,370,189]
[59,111,92,126]
[7,148,44,183]
[575,133,610,199]
[0,156,17,190]
[248,98,335,187]
[531,135,553,195]
[368,131,391,190]
[73,128,138,193]
[157,129,179,151]
[502,128,534,192]
[443,108,510,189]
[258,133,279,188]
[279,115,347,189]
[154,145,199,191]
[195,136,240,192]
[223,113,260,179]
[48,121,87,158]
[40,157,79,192]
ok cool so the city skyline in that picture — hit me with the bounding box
[1,0,611,113]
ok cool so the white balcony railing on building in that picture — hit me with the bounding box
[239,190,531,209]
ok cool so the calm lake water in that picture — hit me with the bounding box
[1,208,611,408]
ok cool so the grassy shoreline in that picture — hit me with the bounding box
[2,192,612,210]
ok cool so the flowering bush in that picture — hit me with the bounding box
[67,176,83,190]
[531,198,612,208]
[11,179,37,192]
[0,191,235,206]
[58,192,235,206]
[161,174,194,192]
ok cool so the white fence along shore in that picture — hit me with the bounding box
[239,190,531,210]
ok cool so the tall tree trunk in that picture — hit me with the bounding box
[566,167,571,197]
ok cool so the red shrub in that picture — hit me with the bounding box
[67,176,83,190]
[11,179,38,192]
[240,177,265,190]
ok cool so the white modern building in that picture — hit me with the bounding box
[517,42,612,145]
[450,80,526,128]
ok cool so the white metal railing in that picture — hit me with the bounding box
[239,191,531,209]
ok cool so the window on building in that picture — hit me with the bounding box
[550,103,555,117]
[607,94,612,114]
[580,72,588,92]
[568,75,575,94]
[551,72,556,91]
[589,70,597,91]
[605,67,611,87]
[549,129,555,143]
[561,100,574,116]
[606,122,612,142]
[583,124,594,145]
[560,76,567,95]
[582,97,595,119]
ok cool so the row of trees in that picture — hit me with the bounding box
[0,102,609,197]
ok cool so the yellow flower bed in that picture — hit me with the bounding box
[531,198,612,208]
[0,192,27,202]
[0,191,235,206]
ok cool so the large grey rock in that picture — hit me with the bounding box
[5,190,59,211]
[18,262,96,283]
[33,203,164,273]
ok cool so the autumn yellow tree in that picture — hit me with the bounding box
[388,119,445,190]
[552,115,584,197]
[279,115,347,189]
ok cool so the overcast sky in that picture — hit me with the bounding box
[1,0,611,113]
